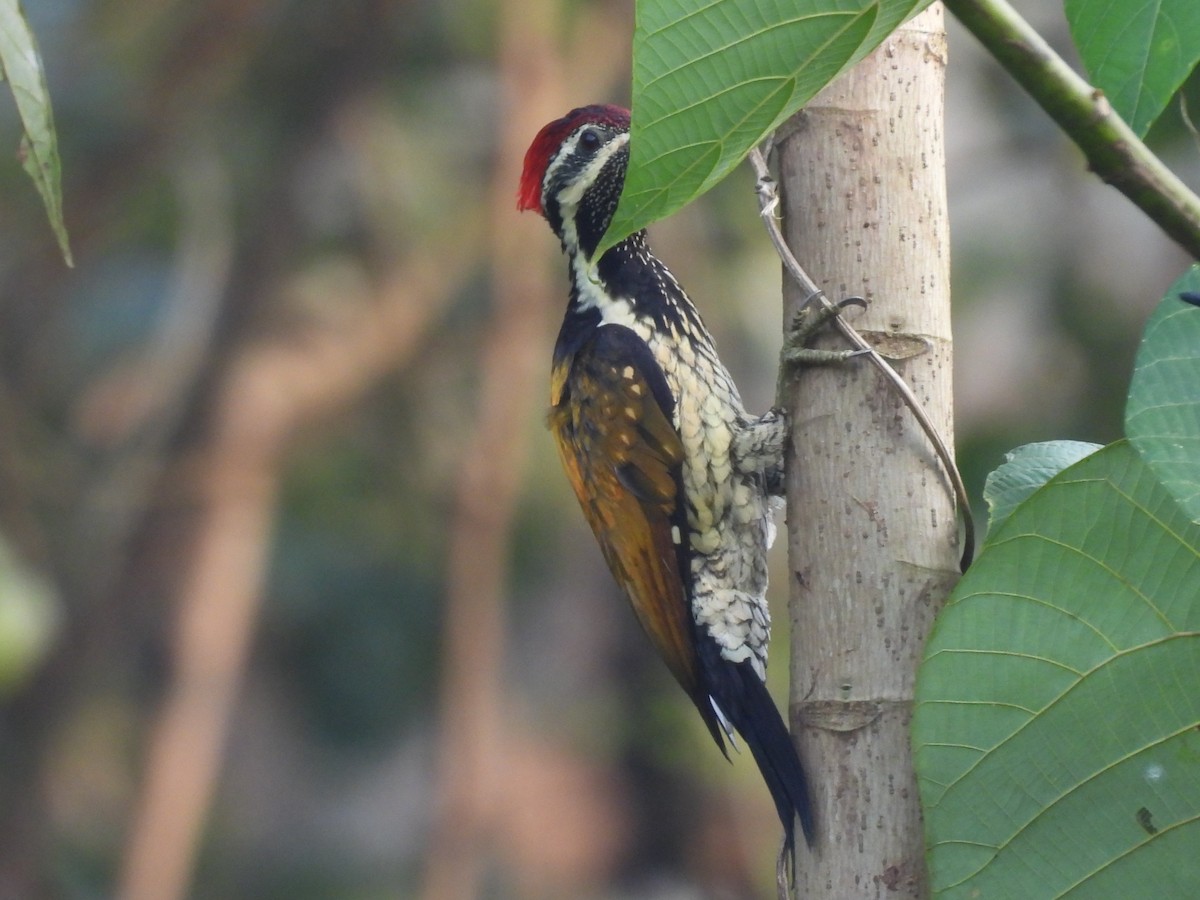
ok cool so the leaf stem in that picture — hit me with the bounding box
[944,0,1200,260]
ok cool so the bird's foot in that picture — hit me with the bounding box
[780,296,869,368]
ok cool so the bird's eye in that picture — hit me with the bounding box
[579,128,601,151]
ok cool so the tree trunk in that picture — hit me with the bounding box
[778,7,959,897]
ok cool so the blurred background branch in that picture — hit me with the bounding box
[945,0,1200,258]
[418,0,560,892]
[118,235,466,900]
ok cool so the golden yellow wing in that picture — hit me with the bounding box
[549,323,810,847]
[548,324,709,715]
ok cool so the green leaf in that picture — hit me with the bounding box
[0,0,72,266]
[1065,0,1200,137]
[983,440,1104,537]
[914,441,1200,899]
[598,0,931,256]
[1126,267,1200,524]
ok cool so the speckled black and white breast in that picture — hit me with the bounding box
[571,251,787,681]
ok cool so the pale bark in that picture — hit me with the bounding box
[778,6,960,897]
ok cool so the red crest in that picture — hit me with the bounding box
[517,104,631,214]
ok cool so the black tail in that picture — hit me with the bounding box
[698,651,815,860]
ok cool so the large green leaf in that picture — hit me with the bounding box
[598,0,931,257]
[1065,0,1200,137]
[1126,267,1200,524]
[914,440,1200,899]
[982,440,1103,537]
[0,0,72,266]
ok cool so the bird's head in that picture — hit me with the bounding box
[518,104,631,260]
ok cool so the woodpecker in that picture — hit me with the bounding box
[519,104,814,861]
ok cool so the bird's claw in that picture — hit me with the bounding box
[781,295,869,369]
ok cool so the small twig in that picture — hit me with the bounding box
[1180,94,1200,155]
[749,147,976,570]
[944,0,1200,260]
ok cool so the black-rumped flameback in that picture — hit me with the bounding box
[518,105,814,861]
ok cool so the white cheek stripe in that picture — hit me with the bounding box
[549,131,630,212]
[546,132,631,266]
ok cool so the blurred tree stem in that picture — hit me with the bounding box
[0,152,232,897]
[778,6,960,897]
[118,369,282,900]
[116,250,465,900]
[945,0,1200,259]
[417,3,564,898]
